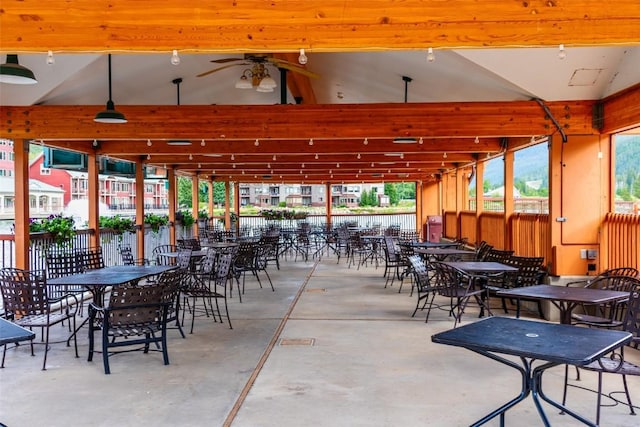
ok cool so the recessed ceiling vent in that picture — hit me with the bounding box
[568,68,603,86]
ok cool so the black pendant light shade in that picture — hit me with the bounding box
[94,54,127,123]
[0,54,38,84]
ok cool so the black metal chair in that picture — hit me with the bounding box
[569,275,640,328]
[45,248,87,314]
[118,243,149,266]
[562,288,640,425]
[0,268,78,370]
[153,244,178,266]
[177,238,201,251]
[408,255,440,319]
[182,251,235,332]
[87,274,180,374]
[382,235,403,289]
[429,261,492,327]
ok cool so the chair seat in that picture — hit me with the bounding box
[14,311,72,328]
[572,312,623,326]
[582,357,640,376]
[107,323,162,338]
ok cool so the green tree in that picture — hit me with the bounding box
[213,182,227,205]
[359,189,369,206]
[384,183,399,205]
[632,172,640,199]
[177,177,193,207]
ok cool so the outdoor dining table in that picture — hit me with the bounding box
[201,241,240,249]
[442,261,519,274]
[432,316,632,427]
[409,241,459,249]
[496,284,630,325]
[0,317,35,346]
[47,264,177,343]
[414,247,474,261]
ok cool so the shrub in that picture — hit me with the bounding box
[29,214,76,246]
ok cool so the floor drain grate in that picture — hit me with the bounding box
[279,338,315,346]
[306,288,326,293]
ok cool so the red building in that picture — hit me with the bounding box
[29,154,169,211]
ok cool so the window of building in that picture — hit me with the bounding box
[40,166,51,175]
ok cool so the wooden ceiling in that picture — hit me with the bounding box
[2,1,640,183]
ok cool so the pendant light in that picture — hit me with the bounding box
[0,54,37,84]
[94,54,127,123]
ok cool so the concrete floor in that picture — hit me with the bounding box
[1,252,638,427]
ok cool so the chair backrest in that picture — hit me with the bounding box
[408,255,431,290]
[484,248,514,263]
[177,238,201,251]
[505,256,545,287]
[118,244,136,266]
[430,262,465,294]
[197,249,217,275]
[214,253,234,283]
[601,267,639,279]
[106,282,169,328]
[153,244,178,265]
[622,289,640,348]
[176,249,193,271]
[235,242,257,268]
[45,249,82,278]
[384,236,399,256]
[0,268,49,316]
[78,247,105,271]
[475,241,494,261]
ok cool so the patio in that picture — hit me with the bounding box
[1,254,638,426]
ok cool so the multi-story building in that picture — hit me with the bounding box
[238,182,381,208]
[29,154,169,212]
[0,139,14,178]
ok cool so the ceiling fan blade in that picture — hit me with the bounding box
[210,58,243,64]
[271,62,320,79]
[196,63,247,78]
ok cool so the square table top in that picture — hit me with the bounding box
[409,241,459,248]
[431,316,631,365]
[47,265,176,287]
[443,261,519,273]
[496,284,630,305]
[0,317,36,346]
[414,248,474,256]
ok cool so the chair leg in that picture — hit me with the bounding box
[1,343,6,368]
[41,326,51,370]
[621,374,636,416]
[102,328,111,375]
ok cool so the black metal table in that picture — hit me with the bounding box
[0,317,35,346]
[409,241,459,249]
[431,316,632,427]
[497,284,630,324]
[442,261,519,274]
[414,247,474,261]
[47,265,176,343]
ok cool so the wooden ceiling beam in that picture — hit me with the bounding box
[2,1,639,52]
[1,101,594,141]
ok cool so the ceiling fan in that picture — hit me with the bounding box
[196,54,318,92]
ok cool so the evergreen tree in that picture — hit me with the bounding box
[384,183,399,205]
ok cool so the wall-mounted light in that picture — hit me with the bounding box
[309,138,314,146]
[46,51,55,65]
[474,136,479,144]
[363,138,369,145]
[254,139,260,146]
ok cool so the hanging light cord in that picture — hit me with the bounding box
[107,54,114,103]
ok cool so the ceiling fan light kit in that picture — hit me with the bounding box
[0,54,38,84]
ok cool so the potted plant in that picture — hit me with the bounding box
[99,215,136,235]
[176,210,195,228]
[29,214,76,247]
[144,213,169,233]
